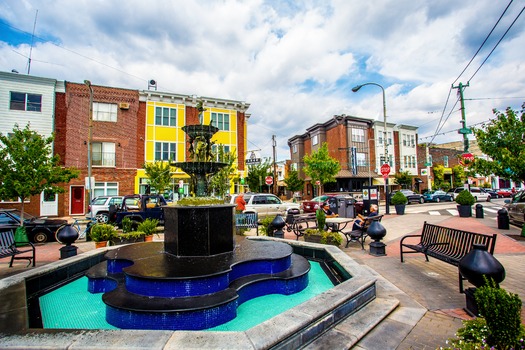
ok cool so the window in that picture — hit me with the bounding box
[411,135,415,147]
[211,145,230,161]
[10,92,42,112]
[155,107,176,126]
[444,156,449,167]
[356,152,366,166]
[93,102,118,122]
[312,135,319,145]
[352,129,365,143]
[155,142,176,161]
[387,132,392,146]
[92,142,116,166]
[93,182,119,197]
[211,112,229,131]
[293,145,298,153]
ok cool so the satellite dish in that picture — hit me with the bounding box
[148,79,157,90]
[149,79,156,86]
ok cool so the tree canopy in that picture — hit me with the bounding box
[470,106,525,184]
[245,158,272,193]
[0,124,79,218]
[283,169,304,194]
[144,161,173,195]
[303,142,340,193]
[209,145,237,198]
[393,170,412,189]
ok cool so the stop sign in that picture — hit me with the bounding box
[380,163,391,176]
[265,176,273,185]
[460,153,474,166]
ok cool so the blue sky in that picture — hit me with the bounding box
[1,0,524,160]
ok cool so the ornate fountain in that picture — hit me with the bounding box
[86,105,310,330]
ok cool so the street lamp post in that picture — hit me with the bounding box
[352,82,389,214]
[84,80,94,220]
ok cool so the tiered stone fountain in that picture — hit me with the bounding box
[86,120,310,330]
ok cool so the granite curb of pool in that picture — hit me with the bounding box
[0,237,402,349]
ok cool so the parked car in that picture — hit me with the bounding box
[485,189,499,198]
[423,190,453,203]
[504,190,525,226]
[447,187,491,202]
[0,209,67,243]
[389,190,424,204]
[301,195,330,213]
[497,188,513,198]
[230,193,301,219]
[88,195,123,223]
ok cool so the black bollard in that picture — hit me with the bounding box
[475,204,484,219]
[497,208,509,230]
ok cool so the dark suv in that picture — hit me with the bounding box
[389,190,424,204]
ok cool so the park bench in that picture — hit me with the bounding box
[342,215,384,249]
[0,229,36,267]
[400,221,497,292]
[289,213,318,240]
[235,213,259,235]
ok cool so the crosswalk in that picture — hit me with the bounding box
[409,205,504,218]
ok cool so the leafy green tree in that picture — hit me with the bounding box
[452,165,466,188]
[303,143,341,194]
[284,169,304,194]
[144,161,173,194]
[432,164,445,189]
[393,170,412,189]
[245,158,272,192]
[470,106,525,184]
[209,145,237,198]
[0,124,79,221]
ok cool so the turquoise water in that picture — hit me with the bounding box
[39,261,334,331]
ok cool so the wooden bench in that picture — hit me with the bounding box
[0,229,36,267]
[400,221,497,292]
[235,213,259,235]
[343,215,384,249]
[289,214,318,240]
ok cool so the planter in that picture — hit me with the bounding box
[144,235,153,242]
[95,241,107,248]
[110,237,145,246]
[457,205,472,217]
[304,234,322,244]
[394,204,406,215]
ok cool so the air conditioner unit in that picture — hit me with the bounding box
[119,102,130,110]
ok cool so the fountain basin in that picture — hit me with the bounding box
[0,238,383,349]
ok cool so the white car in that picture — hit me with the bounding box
[447,187,491,202]
[231,193,301,219]
[88,196,123,223]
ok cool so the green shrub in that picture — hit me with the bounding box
[475,277,524,349]
[137,218,159,236]
[456,189,475,206]
[90,224,117,242]
[316,209,326,230]
[391,191,408,205]
[121,217,133,233]
[260,216,275,236]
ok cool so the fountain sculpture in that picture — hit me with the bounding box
[86,106,310,330]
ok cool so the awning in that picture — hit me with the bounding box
[372,178,393,185]
[414,178,423,183]
[277,181,286,187]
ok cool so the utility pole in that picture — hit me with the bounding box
[272,135,277,195]
[453,82,471,153]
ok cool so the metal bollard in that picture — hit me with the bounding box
[475,204,484,218]
[497,208,509,230]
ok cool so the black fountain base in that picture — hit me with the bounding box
[86,239,310,330]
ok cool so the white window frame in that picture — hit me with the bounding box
[155,142,176,161]
[352,129,365,143]
[93,182,119,197]
[155,107,177,126]
[312,135,319,146]
[293,144,298,154]
[356,152,366,166]
[93,102,118,122]
[92,142,116,167]
[211,112,230,131]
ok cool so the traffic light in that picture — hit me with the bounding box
[240,177,244,185]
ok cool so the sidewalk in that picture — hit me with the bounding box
[1,213,524,349]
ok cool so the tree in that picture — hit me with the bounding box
[144,161,173,195]
[393,170,412,189]
[245,158,272,192]
[452,165,466,188]
[432,164,445,189]
[470,106,525,184]
[303,143,341,194]
[209,145,237,198]
[284,169,304,195]
[0,124,79,221]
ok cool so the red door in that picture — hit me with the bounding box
[70,186,85,215]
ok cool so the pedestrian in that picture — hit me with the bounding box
[235,193,246,213]
[322,203,338,218]
[352,204,378,230]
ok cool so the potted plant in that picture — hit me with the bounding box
[90,223,117,248]
[391,191,408,215]
[304,228,323,244]
[110,231,145,245]
[303,228,343,246]
[137,218,159,242]
[316,209,326,230]
[456,189,475,217]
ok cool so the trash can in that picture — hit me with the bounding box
[326,196,339,216]
[285,208,300,226]
[497,208,509,230]
[337,197,347,217]
[475,204,484,218]
[342,197,355,218]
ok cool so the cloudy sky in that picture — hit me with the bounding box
[1,0,524,160]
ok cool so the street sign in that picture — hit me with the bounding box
[380,163,391,176]
[246,152,261,165]
[265,176,273,185]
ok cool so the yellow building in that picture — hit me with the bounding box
[137,92,250,197]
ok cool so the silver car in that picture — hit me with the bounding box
[231,193,301,219]
[88,196,123,223]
